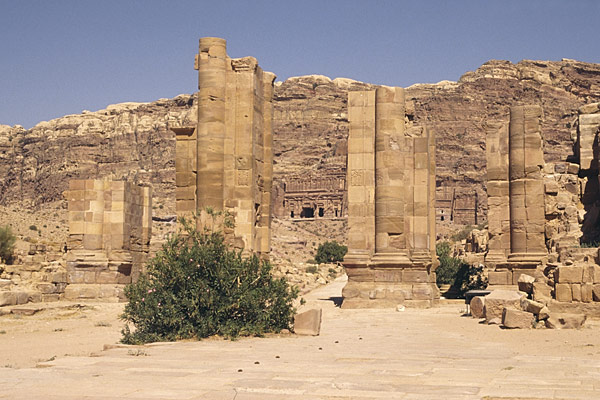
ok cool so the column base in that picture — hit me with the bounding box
[342,252,439,309]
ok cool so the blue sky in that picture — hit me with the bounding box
[1,0,599,128]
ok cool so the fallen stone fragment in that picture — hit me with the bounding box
[487,317,502,325]
[532,281,552,304]
[502,308,535,329]
[538,306,550,320]
[483,290,526,322]
[520,298,544,315]
[517,274,535,294]
[294,308,322,336]
[470,296,485,318]
[545,313,586,329]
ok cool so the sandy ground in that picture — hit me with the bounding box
[1,277,600,399]
[1,279,600,371]
[0,302,125,368]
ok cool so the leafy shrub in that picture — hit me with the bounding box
[0,225,16,265]
[305,265,318,274]
[435,241,487,297]
[435,242,462,285]
[121,215,298,344]
[314,241,347,264]
[29,225,37,231]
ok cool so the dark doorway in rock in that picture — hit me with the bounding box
[301,207,314,218]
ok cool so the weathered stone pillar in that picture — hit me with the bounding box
[485,121,511,268]
[343,89,437,308]
[196,37,227,212]
[257,71,276,259]
[508,105,547,269]
[373,87,407,258]
[345,91,376,268]
[174,38,274,259]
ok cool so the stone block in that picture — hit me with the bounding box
[293,308,322,336]
[403,270,429,283]
[545,313,586,329]
[0,291,16,307]
[538,306,550,320]
[593,284,600,302]
[470,296,485,318]
[555,266,583,283]
[580,283,593,302]
[483,290,526,322]
[520,298,545,314]
[42,294,60,302]
[412,283,434,300]
[15,291,28,305]
[517,274,535,294]
[572,284,582,302]
[488,270,511,285]
[555,283,572,302]
[502,308,534,329]
[37,282,57,294]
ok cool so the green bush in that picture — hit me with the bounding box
[121,215,298,344]
[435,242,462,285]
[0,225,16,265]
[435,241,487,297]
[314,241,347,264]
[305,265,318,274]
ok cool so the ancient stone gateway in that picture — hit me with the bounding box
[342,87,438,308]
[172,37,276,259]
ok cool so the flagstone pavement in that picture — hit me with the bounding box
[1,276,600,399]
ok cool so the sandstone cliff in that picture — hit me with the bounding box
[2,58,600,225]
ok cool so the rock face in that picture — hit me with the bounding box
[2,59,600,238]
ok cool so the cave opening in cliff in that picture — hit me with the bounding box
[301,207,314,218]
[318,207,324,217]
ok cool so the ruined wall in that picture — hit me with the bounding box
[63,179,151,301]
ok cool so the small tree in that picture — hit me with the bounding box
[435,241,487,297]
[121,214,298,344]
[0,225,16,265]
[315,241,347,264]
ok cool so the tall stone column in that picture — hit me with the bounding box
[345,91,376,267]
[196,37,227,212]
[485,121,510,267]
[508,105,547,267]
[258,71,277,259]
[343,89,437,308]
[373,86,408,260]
[409,129,434,264]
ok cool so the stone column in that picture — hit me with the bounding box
[508,105,547,268]
[409,129,434,264]
[373,87,408,259]
[485,121,511,267]
[258,71,276,259]
[196,37,227,212]
[345,91,376,266]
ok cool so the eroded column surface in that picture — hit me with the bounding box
[343,88,438,309]
[508,105,547,268]
[196,37,227,212]
[485,121,511,269]
[345,91,376,266]
[173,37,275,259]
[373,87,408,258]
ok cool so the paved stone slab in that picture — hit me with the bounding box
[1,276,599,399]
